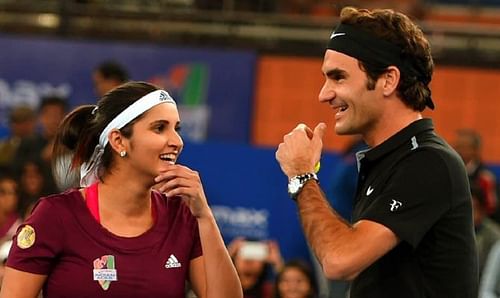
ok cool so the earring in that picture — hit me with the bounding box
[119,151,127,157]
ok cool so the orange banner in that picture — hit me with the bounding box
[252,55,500,163]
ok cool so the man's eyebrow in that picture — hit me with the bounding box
[324,68,348,78]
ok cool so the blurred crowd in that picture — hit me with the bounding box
[23,0,427,18]
[0,59,498,298]
[0,59,319,294]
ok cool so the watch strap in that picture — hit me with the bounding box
[288,172,319,201]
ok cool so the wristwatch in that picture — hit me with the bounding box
[288,172,318,201]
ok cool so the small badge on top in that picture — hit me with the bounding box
[17,225,36,249]
[93,255,118,290]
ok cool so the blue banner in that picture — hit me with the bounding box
[179,141,342,262]
[0,34,256,142]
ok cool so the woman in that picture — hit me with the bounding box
[274,260,317,298]
[0,174,22,241]
[17,160,49,218]
[0,81,242,298]
[228,238,284,298]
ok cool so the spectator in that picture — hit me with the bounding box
[0,174,22,242]
[274,260,317,298]
[228,237,284,298]
[13,96,67,197]
[0,106,36,170]
[454,129,498,216]
[17,160,48,218]
[472,183,500,279]
[93,60,129,97]
[479,240,500,298]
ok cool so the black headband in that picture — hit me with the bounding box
[327,23,434,110]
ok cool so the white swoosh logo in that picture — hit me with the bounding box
[366,186,374,196]
[330,32,346,39]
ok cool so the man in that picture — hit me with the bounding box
[92,61,129,97]
[454,129,498,216]
[275,7,478,298]
[0,106,36,169]
[470,184,500,279]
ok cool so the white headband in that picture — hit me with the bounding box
[80,89,176,187]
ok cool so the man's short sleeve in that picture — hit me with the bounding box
[359,150,453,248]
[6,197,64,274]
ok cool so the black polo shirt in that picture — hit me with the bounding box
[350,119,478,298]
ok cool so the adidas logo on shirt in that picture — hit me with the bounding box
[165,254,182,269]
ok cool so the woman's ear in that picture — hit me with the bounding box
[382,66,400,97]
[108,129,127,156]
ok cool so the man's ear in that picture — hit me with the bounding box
[108,129,127,155]
[382,66,400,97]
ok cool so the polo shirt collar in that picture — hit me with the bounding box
[361,118,434,162]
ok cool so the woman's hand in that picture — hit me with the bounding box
[227,237,245,259]
[154,164,211,218]
[266,240,284,272]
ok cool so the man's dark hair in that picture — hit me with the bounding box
[95,61,129,83]
[38,95,68,113]
[457,129,482,150]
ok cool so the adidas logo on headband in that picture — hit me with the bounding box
[159,91,169,101]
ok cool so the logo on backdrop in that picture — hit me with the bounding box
[0,79,72,136]
[0,79,72,109]
[149,63,210,142]
[211,205,269,239]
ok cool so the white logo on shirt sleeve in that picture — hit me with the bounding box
[390,200,403,212]
[410,136,419,151]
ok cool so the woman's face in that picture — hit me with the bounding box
[21,163,43,195]
[124,103,184,178]
[234,254,266,290]
[278,267,312,298]
[0,179,18,214]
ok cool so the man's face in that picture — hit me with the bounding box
[318,50,384,138]
[453,134,478,164]
[11,119,35,138]
[93,71,120,98]
[39,104,65,139]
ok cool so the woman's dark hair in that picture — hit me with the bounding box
[0,171,17,196]
[273,260,317,298]
[52,81,159,181]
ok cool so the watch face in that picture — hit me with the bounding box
[287,173,318,200]
[288,177,301,195]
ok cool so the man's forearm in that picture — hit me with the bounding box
[296,180,353,276]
